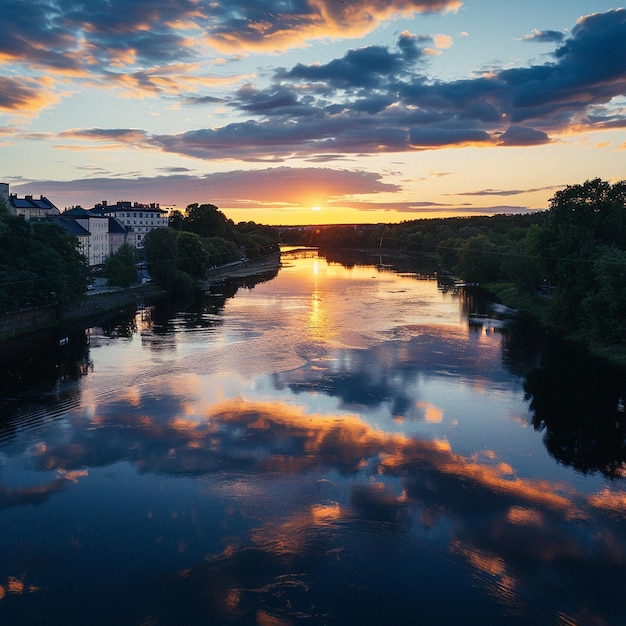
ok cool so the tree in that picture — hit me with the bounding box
[168,209,185,230]
[581,246,626,345]
[0,213,88,312]
[144,227,178,286]
[103,244,137,287]
[184,203,233,238]
[456,234,502,283]
[536,179,626,334]
[176,231,209,279]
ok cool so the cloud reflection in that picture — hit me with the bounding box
[3,387,626,623]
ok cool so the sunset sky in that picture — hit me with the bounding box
[2,1,625,225]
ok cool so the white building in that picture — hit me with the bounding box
[62,207,110,266]
[91,200,168,249]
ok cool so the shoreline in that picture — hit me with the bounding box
[0,254,282,349]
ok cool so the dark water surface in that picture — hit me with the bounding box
[1,250,626,625]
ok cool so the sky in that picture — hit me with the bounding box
[1,1,625,225]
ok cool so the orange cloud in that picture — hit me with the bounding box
[205,0,462,53]
[0,76,63,115]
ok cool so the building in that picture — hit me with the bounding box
[0,183,168,267]
[49,215,90,260]
[91,200,168,249]
[107,216,129,256]
[1,183,60,220]
[61,206,110,267]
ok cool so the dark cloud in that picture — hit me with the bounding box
[234,84,317,116]
[451,185,561,197]
[4,4,625,160]
[156,166,195,173]
[503,9,626,123]
[523,29,565,43]
[398,31,431,61]
[0,0,458,75]
[184,95,226,105]
[0,0,195,72]
[204,0,461,50]
[497,125,550,146]
[409,127,491,147]
[57,128,151,147]
[284,45,411,89]
[152,9,624,159]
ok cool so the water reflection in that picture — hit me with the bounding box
[525,338,626,478]
[272,324,510,419]
[5,391,626,622]
[1,252,626,625]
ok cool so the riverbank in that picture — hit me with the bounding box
[201,253,282,285]
[482,280,626,367]
[0,254,282,347]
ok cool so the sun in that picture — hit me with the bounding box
[311,206,322,212]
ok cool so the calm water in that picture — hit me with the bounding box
[1,250,626,625]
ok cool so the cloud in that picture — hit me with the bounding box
[0,77,61,114]
[0,0,460,79]
[11,167,401,210]
[450,185,561,197]
[282,43,415,89]
[522,29,565,43]
[504,9,626,124]
[497,125,550,146]
[203,0,462,52]
[156,166,196,173]
[334,201,535,215]
[47,9,622,160]
[59,128,150,143]
[409,127,492,147]
[184,95,227,105]
[3,5,625,162]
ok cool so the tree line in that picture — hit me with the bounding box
[0,201,279,312]
[142,203,279,295]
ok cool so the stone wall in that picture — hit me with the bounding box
[0,284,163,341]
[0,305,58,340]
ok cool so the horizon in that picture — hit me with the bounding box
[2,2,625,226]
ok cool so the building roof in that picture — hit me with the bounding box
[108,217,127,234]
[49,216,90,236]
[63,206,95,218]
[9,194,59,211]
[93,200,167,215]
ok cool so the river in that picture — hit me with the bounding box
[1,249,625,625]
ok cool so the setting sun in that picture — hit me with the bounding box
[311,206,322,212]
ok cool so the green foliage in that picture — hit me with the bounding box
[535,179,626,341]
[456,234,502,283]
[0,214,88,313]
[144,203,279,291]
[168,209,185,230]
[104,244,137,287]
[176,231,210,279]
[144,227,178,285]
[581,246,626,345]
[206,237,239,265]
[170,268,194,299]
[184,203,233,238]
